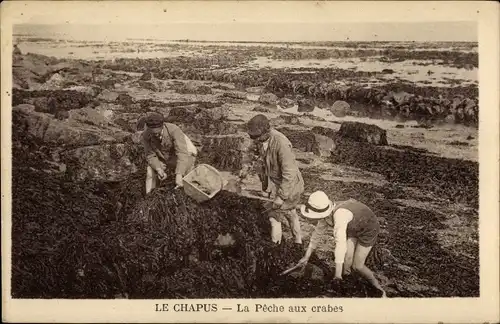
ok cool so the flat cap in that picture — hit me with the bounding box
[246,114,270,138]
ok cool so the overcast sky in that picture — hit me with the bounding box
[14,22,477,42]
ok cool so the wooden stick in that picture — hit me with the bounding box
[280,263,303,276]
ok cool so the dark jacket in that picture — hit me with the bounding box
[259,129,304,202]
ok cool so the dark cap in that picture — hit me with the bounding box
[144,112,164,129]
[247,114,270,138]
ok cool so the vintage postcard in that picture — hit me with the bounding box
[1,1,499,323]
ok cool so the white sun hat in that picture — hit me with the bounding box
[300,190,334,219]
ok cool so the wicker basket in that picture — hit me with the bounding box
[182,164,225,203]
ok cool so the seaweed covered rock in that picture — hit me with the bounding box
[276,127,335,157]
[138,80,159,92]
[38,72,66,90]
[311,126,337,139]
[194,106,230,122]
[258,93,278,105]
[13,104,130,147]
[197,134,253,172]
[165,106,201,124]
[223,91,247,100]
[12,89,94,115]
[337,121,388,146]
[61,142,143,182]
[278,97,296,109]
[330,100,350,117]
[253,106,276,113]
[277,127,318,153]
[140,72,153,81]
[332,138,478,207]
[297,98,315,113]
[176,83,212,95]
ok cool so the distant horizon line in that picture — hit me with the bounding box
[13,35,478,44]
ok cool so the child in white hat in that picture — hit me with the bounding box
[296,190,386,297]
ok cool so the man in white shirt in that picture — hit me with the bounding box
[295,191,386,297]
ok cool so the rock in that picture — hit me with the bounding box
[63,85,100,97]
[312,134,336,157]
[381,69,395,74]
[32,97,51,113]
[276,127,317,153]
[13,45,22,55]
[311,126,337,139]
[138,81,159,92]
[69,106,114,127]
[140,72,152,81]
[38,73,65,90]
[13,104,36,112]
[48,62,78,74]
[271,115,301,127]
[337,121,388,145]
[330,100,350,117]
[297,98,314,112]
[302,113,326,122]
[197,134,253,172]
[61,143,141,182]
[165,106,201,124]
[391,91,413,105]
[112,113,142,132]
[194,106,230,122]
[13,105,130,147]
[55,111,70,121]
[253,106,276,113]
[245,86,263,94]
[117,93,134,106]
[444,114,456,124]
[395,124,405,128]
[278,97,296,109]
[32,90,94,115]
[258,93,278,105]
[177,83,212,95]
[223,91,247,100]
[97,89,120,102]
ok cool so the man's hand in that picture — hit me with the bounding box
[238,168,248,180]
[157,168,167,181]
[175,174,183,188]
[273,196,284,209]
[297,255,310,268]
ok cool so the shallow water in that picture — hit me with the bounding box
[246,57,477,85]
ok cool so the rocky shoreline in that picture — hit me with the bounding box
[10,50,479,298]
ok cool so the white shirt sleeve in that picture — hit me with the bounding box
[332,208,354,264]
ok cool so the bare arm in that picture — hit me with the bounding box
[332,208,353,278]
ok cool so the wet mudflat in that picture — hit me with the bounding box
[10,39,478,299]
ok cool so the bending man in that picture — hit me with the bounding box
[141,112,197,194]
[245,114,304,245]
[297,191,386,297]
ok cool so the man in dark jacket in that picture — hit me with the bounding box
[141,112,197,194]
[245,114,304,245]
